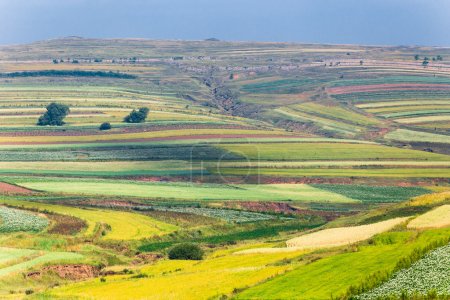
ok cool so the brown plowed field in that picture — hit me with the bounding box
[0,182,33,194]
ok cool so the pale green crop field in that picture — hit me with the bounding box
[215,160,450,168]
[0,160,204,176]
[291,102,380,126]
[0,247,36,266]
[216,168,450,178]
[395,115,450,124]
[385,129,450,144]
[0,250,83,277]
[217,143,450,161]
[10,178,357,203]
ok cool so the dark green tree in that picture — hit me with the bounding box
[414,54,420,60]
[99,122,112,130]
[124,107,149,123]
[37,103,70,126]
[168,243,204,260]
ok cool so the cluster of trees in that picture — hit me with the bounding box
[99,107,149,130]
[124,107,149,123]
[36,103,149,129]
[0,70,136,79]
[415,54,443,66]
[52,58,104,64]
[37,103,70,126]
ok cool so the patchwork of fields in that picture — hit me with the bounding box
[0,39,448,299]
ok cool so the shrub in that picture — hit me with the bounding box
[124,107,149,123]
[99,122,112,130]
[168,243,204,260]
[37,102,70,126]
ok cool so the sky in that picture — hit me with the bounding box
[0,0,450,46]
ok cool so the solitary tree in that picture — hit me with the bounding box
[124,107,149,123]
[414,54,420,60]
[37,103,70,126]
[99,122,112,130]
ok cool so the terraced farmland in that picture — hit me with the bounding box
[0,198,178,240]
[0,38,448,299]
[358,244,450,299]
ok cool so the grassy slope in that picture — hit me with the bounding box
[236,228,450,299]
[43,249,307,299]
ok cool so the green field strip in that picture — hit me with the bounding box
[0,248,37,266]
[417,122,450,130]
[0,169,206,177]
[291,102,380,126]
[0,128,288,144]
[384,129,450,144]
[0,120,233,132]
[235,229,450,299]
[241,78,326,94]
[275,108,362,135]
[7,178,357,203]
[0,138,375,150]
[214,160,450,168]
[215,168,450,178]
[381,109,450,118]
[328,76,450,87]
[310,184,430,203]
[365,104,450,114]
[357,100,450,109]
[217,143,450,161]
[333,90,450,102]
[395,115,450,124]
[0,251,83,277]
[0,160,207,177]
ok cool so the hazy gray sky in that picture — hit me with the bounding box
[1,0,450,46]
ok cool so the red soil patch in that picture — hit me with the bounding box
[0,182,33,194]
[28,264,99,280]
[327,83,450,95]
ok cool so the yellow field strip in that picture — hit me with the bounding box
[0,129,287,143]
[407,205,450,229]
[395,115,450,124]
[236,218,409,254]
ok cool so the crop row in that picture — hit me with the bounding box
[0,206,48,232]
[358,243,450,299]
[329,75,450,87]
[152,206,276,223]
[0,145,242,161]
[333,90,450,102]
